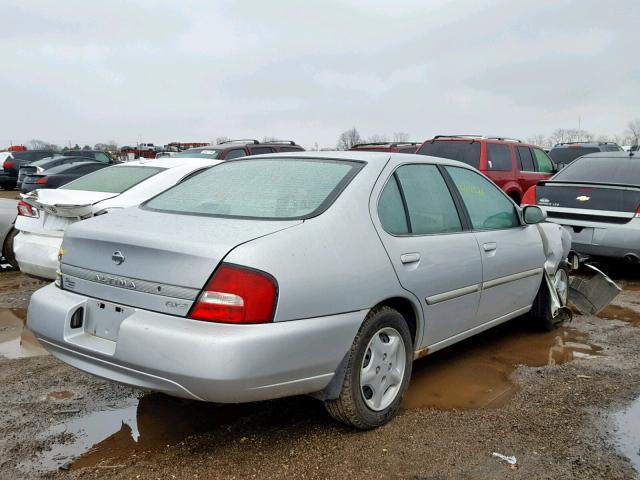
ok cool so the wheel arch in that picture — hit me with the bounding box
[371,295,421,349]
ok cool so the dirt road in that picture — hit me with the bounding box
[1,266,639,479]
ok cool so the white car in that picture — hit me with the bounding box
[14,157,221,279]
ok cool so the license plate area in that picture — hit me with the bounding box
[84,300,133,341]
[567,225,594,244]
[43,213,73,231]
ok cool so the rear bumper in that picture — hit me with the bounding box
[13,232,61,279]
[27,284,366,403]
[546,217,640,260]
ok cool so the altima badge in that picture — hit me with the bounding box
[112,251,126,265]
[576,195,590,202]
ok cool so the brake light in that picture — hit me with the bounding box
[636,207,640,218]
[189,264,277,324]
[17,200,39,218]
[522,186,537,205]
[3,160,13,169]
[35,177,48,185]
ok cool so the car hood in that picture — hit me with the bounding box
[21,189,118,217]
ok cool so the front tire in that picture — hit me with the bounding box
[324,306,413,429]
[531,266,569,331]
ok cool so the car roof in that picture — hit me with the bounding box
[241,150,473,169]
[578,151,637,159]
[550,142,619,149]
[116,157,222,168]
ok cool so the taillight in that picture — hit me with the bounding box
[3,160,13,169]
[17,200,39,218]
[635,207,640,218]
[35,177,48,185]
[189,264,278,324]
[522,186,537,205]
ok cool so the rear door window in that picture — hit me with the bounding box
[486,144,512,171]
[378,164,462,235]
[532,148,554,173]
[249,147,275,155]
[62,166,164,193]
[224,149,246,160]
[446,167,520,230]
[516,147,535,171]
[417,141,481,169]
[378,175,409,235]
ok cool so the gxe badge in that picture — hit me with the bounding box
[112,251,126,265]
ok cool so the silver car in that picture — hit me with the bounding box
[28,152,571,429]
[523,151,640,264]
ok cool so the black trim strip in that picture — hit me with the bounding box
[393,172,413,233]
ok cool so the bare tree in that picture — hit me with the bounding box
[392,132,410,143]
[262,136,279,142]
[215,136,231,144]
[366,134,389,144]
[336,128,361,150]
[626,119,640,145]
[526,134,548,148]
[28,139,60,151]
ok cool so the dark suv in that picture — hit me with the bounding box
[349,142,421,153]
[548,142,622,167]
[173,140,304,160]
[0,150,57,190]
[417,135,557,204]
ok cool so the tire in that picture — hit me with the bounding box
[0,182,16,191]
[2,228,18,269]
[324,306,413,429]
[531,266,569,331]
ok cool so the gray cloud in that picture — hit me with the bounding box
[0,0,638,148]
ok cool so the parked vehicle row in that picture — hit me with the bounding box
[24,150,578,429]
[522,150,640,264]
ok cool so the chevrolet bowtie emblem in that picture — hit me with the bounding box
[576,195,590,202]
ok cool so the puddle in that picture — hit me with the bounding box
[23,394,249,472]
[403,322,602,410]
[614,397,640,473]
[0,308,47,359]
[597,304,640,326]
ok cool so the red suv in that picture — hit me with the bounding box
[350,142,421,154]
[416,135,557,204]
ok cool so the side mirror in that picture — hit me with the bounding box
[523,205,546,224]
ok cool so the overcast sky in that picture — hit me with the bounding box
[1,0,639,148]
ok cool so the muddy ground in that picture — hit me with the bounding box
[1,263,639,479]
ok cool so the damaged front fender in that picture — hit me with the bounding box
[535,222,572,275]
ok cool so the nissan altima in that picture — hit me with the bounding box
[28,152,571,429]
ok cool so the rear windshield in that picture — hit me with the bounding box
[417,141,481,168]
[174,148,221,159]
[61,165,164,193]
[549,147,599,164]
[552,157,640,185]
[145,158,361,219]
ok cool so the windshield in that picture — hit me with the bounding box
[549,147,599,164]
[174,148,221,159]
[417,141,481,168]
[145,158,362,219]
[552,157,640,185]
[62,165,164,193]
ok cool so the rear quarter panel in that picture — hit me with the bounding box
[223,159,416,327]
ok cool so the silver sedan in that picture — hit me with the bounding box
[28,152,571,429]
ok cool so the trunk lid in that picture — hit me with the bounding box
[22,189,118,218]
[537,182,640,223]
[59,207,301,314]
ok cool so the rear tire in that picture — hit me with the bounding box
[531,267,568,331]
[324,306,413,429]
[2,228,18,269]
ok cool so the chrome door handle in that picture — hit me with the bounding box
[483,242,497,252]
[400,253,421,264]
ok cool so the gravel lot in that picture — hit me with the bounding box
[0,259,639,479]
